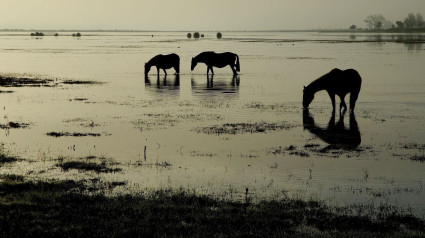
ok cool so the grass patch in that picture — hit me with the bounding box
[0,178,424,237]
[62,80,101,85]
[410,155,425,162]
[0,75,53,87]
[47,132,101,137]
[0,74,102,87]
[196,121,295,135]
[57,161,121,173]
[0,122,30,129]
[0,154,20,166]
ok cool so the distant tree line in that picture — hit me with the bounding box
[30,32,81,37]
[186,32,222,39]
[361,13,424,31]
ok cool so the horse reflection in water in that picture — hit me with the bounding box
[205,74,240,89]
[191,74,240,97]
[145,74,180,90]
[303,109,361,148]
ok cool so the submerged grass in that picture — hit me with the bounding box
[47,131,102,137]
[56,156,121,173]
[0,121,30,129]
[0,75,53,87]
[0,154,20,166]
[0,175,424,237]
[410,154,425,162]
[196,121,295,135]
[57,161,121,173]
[0,74,102,87]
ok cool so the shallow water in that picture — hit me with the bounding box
[1,31,425,217]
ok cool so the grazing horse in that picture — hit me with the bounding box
[145,53,180,76]
[303,109,361,147]
[303,68,362,113]
[191,52,240,75]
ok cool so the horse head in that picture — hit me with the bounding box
[302,86,314,109]
[144,63,150,75]
[191,58,197,71]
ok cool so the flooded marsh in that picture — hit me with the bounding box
[0,31,425,219]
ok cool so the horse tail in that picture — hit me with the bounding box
[235,54,240,72]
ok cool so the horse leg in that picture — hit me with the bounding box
[163,69,167,75]
[230,64,237,75]
[350,91,359,113]
[327,91,336,112]
[210,67,214,75]
[156,67,160,76]
[339,95,347,113]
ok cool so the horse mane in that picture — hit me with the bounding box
[146,54,163,66]
[195,51,215,59]
[306,68,341,92]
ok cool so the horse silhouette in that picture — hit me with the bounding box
[303,68,362,113]
[303,109,361,147]
[145,53,180,76]
[191,52,240,75]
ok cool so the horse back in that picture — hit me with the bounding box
[152,53,179,68]
[327,68,361,94]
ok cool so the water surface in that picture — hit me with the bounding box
[0,31,424,217]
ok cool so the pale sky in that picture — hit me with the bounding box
[0,0,424,31]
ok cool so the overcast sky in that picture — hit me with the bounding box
[0,0,424,31]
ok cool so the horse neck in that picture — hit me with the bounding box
[193,54,204,63]
[195,52,213,63]
[306,76,328,94]
[146,58,155,67]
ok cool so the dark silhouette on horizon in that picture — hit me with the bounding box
[191,52,240,75]
[303,68,362,113]
[303,109,361,148]
[145,53,180,76]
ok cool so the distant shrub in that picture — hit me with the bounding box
[201,34,204,38]
[54,33,59,37]
[31,32,44,37]
[217,32,222,39]
[194,32,200,38]
[76,33,81,37]
[187,33,192,38]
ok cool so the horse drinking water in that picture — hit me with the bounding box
[303,68,362,113]
[191,52,240,75]
[145,53,180,76]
